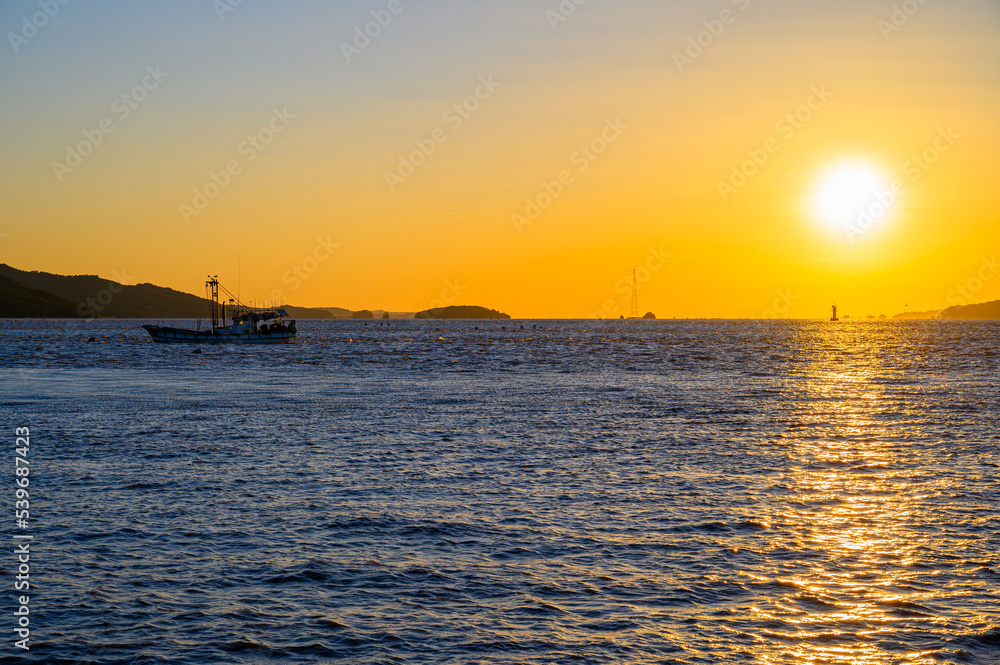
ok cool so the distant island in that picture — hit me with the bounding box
[892,300,1000,320]
[938,300,1000,319]
[414,306,511,320]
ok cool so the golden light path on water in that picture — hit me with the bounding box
[740,335,986,665]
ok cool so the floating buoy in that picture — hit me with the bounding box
[192,349,202,354]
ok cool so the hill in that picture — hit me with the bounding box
[939,300,1000,319]
[316,306,355,319]
[414,305,511,320]
[0,274,79,318]
[0,264,209,318]
[282,305,338,320]
[890,301,1000,320]
[0,264,414,320]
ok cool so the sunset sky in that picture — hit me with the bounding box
[1,0,998,318]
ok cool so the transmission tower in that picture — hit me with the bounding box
[630,269,639,318]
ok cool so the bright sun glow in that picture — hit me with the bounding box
[813,163,894,232]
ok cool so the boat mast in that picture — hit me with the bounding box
[206,277,220,330]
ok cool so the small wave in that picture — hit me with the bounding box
[968,627,1000,647]
[220,638,282,655]
[315,617,349,629]
[264,568,334,585]
[876,598,935,617]
[668,521,731,533]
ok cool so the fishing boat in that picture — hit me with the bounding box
[143,277,296,344]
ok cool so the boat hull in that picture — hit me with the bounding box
[143,325,294,344]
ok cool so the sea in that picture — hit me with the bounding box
[1,319,998,664]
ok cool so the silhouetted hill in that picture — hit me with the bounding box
[318,306,355,319]
[282,306,337,320]
[939,300,1000,319]
[0,275,79,318]
[0,264,208,318]
[0,264,413,320]
[414,305,511,320]
[291,307,417,319]
[890,301,1000,320]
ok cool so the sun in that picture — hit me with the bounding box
[812,162,895,233]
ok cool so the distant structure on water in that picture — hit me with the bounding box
[630,269,639,319]
[831,304,840,322]
[617,269,656,320]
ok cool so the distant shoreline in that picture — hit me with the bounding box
[4,263,1000,321]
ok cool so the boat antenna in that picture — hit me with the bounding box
[238,255,241,308]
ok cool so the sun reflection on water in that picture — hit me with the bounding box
[747,334,950,664]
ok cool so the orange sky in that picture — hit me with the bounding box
[1,0,998,318]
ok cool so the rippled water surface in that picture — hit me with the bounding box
[1,319,999,664]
